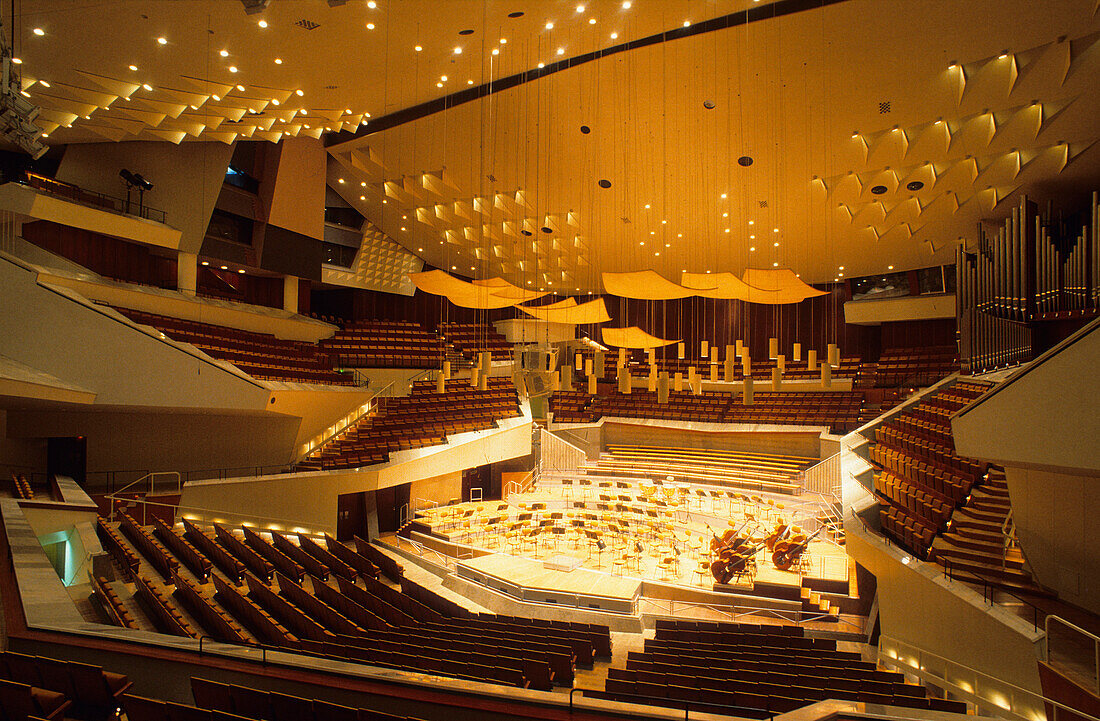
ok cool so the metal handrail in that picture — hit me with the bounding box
[880,633,1100,721]
[106,471,181,521]
[1045,615,1100,695]
[104,495,324,536]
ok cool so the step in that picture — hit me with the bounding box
[941,528,1005,553]
[933,538,1025,570]
[952,510,1007,534]
[957,505,1010,525]
[935,553,1038,585]
[936,565,1055,599]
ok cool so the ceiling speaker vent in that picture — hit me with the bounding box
[878,100,891,114]
[295,19,320,30]
[621,217,631,224]
[486,173,497,182]
[758,200,768,208]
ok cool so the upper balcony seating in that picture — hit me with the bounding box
[576,350,865,382]
[868,381,996,563]
[438,322,513,360]
[112,307,354,386]
[873,345,959,388]
[298,377,522,471]
[319,319,445,369]
[550,389,864,433]
[586,620,966,718]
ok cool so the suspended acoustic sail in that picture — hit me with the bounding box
[602,326,680,349]
[680,271,761,301]
[740,268,829,304]
[408,270,545,309]
[519,298,611,324]
[601,270,696,300]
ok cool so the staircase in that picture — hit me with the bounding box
[931,468,1052,598]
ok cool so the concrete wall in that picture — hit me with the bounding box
[0,254,270,410]
[56,141,232,254]
[844,294,956,325]
[1005,466,1100,615]
[267,137,325,242]
[410,472,463,508]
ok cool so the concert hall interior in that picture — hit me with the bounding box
[1,1,1099,721]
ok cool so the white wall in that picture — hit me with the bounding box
[56,141,233,254]
[1005,466,1100,615]
[267,137,325,241]
[0,254,270,410]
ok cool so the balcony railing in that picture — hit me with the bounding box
[22,171,167,224]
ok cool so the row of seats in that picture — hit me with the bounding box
[9,473,33,500]
[869,382,991,559]
[438,322,512,360]
[299,378,522,471]
[0,650,133,720]
[190,677,413,721]
[91,575,139,629]
[589,621,963,718]
[872,345,958,388]
[319,320,445,369]
[112,307,354,386]
[551,389,864,433]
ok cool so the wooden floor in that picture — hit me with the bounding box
[460,554,641,601]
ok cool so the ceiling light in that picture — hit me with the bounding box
[492,48,499,55]
[157,37,167,45]
[998,53,1008,59]
[557,47,564,55]
[720,193,727,199]
[499,38,507,44]
[10,58,20,64]
[366,23,375,29]
[467,79,474,84]
[400,227,406,231]
[749,247,755,251]
[838,272,843,276]
[436,82,443,87]
[142,83,154,91]
[32,28,44,36]
[654,252,659,257]
[749,234,755,239]
[454,47,462,54]
[773,228,779,232]
[236,84,245,91]
[545,22,554,29]
[295,89,304,96]
[201,261,209,266]
[271,98,279,105]
[722,212,728,217]
[948,62,957,69]
[451,266,457,270]
[610,32,618,39]
[18,90,29,98]
[258,19,268,28]
[359,195,365,200]
[622,1,631,7]
[237,269,246,274]
[576,4,585,11]
[418,248,423,252]
[774,242,779,247]
[665,243,671,247]
[367,0,376,7]
[274,58,282,64]
[212,94,220,101]
[220,266,228,270]
[229,66,238,73]
[888,265,894,270]
[440,75,447,81]
[129,64,138,71]
[588,18,596,24]
[724,228,730,233]
[360,181,366,186]
[537,62,544,68]
[338,178,345,183]
[220,49,229,57]
[839,266,844,270]
[644,204,650,209]
[414,45,422,51]
[38,80,50,88]
[748,220,754,225]
[773,262,779,267]
[683,20,690,26]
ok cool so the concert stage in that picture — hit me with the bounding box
[456,553,642,614]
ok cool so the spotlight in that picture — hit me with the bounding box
[0,55,47,159]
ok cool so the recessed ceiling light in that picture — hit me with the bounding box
[229,66,238,73]
[683,20,690,26]
[576,4,585,11]
[157,37,167,45]
[588,18,596,24]
[359,195,365,200]
[454,47,462,54]
[366,23,375,29]
[436,82,443,87]
[440,75,447,81]
[414,45,422,52]
[258,19,268,28]
[545,21,554,29]
[773,262,779,267]
[622,1,631,7]
[367,0,376,7]
[212,94,220,101]
[644,204,650,209]
[492,48,499,55]
[467,79,474,84]
[220,49,229,57]
[360,181,366,186]
[774,242,779,247]
[400,227,406,231]
[38,80,50,88]
[418,248,423,252]
[610,32,618,39]
[20,90,30,98]
[32,28,44,36]
[537,62,544,68]
[295,89,304,96]
[748,220,754,225]
[338,178,345,183]
[998,53,1008,59]
[499,38,507,44]
[220,265,228,270]
[237,269,246,274]
[274,58,282,64]
[557,47,564,55]
[142,83,154,91]
[271,98,280,105]
[236,84,245,91]
[201,261,209,266]
[749,247,755,251]
[724,228,730,233]
[773,228,779,232]
[749,234,755,239]
[722,212,728,217]
[839,266,844,270]
[129,64,138,71]
[887,265,894,270]
[10,57,21,64]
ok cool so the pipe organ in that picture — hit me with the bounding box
[958,193,1099,374]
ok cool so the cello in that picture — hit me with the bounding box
[708,521,760,584]
[771,526,825,571]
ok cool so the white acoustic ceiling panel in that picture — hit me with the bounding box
[321,219,422,295]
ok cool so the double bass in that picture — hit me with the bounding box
[771,526,825,571]
[708,521,760,584]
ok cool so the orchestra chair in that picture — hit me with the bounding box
[691,560,711,586]
[561,479,574,499]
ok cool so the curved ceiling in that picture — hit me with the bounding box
[15,0,1100,289]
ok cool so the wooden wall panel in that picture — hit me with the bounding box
[22,220,176,289]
